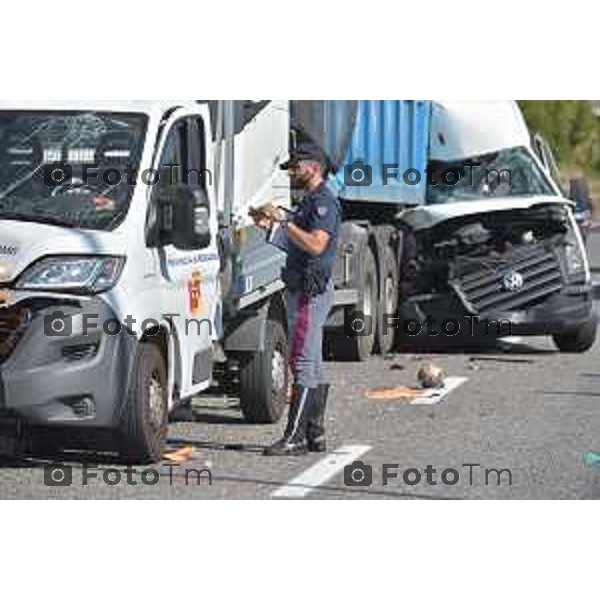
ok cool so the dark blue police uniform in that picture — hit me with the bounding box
[264,176,342,456]
[285,183,341,389]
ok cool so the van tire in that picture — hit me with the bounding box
[552,318,597,353]
[239,319,288,424]
[119,343,168,464]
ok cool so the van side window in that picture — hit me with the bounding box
[146,120,189,246]
[158,121,188,188]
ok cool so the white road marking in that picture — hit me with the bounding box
[409,376,469,406]
[500,336,524,345]
[271,445,372,499]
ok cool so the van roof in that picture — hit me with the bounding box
[0,100,200,118]
[430,100,531,162]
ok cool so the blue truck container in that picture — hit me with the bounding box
[291,100,432,205]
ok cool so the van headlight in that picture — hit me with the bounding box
[564,243,586,278]
[16,256,125,294]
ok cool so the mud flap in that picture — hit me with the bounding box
[223,302,270,353]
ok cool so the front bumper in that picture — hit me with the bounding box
[0,297,136,429]
[401,285,594,338]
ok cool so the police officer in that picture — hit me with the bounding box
[252,143,341,456]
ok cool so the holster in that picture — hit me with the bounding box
[283,265,329,296]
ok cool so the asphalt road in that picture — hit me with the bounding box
[2,232,600,500]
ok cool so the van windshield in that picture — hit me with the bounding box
[0,111,148,230]
[426,147,556,205]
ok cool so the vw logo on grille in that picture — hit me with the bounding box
[502,271,525,292]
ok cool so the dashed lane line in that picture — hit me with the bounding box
[272,376,470,497]
[271,445,372,499]
[409,376,469,405]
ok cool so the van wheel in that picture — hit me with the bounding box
[376,244,398,355]
[119,343,168,464]
[239,319,288,424]
[553,318,597,353]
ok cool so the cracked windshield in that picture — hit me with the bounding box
[0,111,147,230]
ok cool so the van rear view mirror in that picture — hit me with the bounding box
[157,186,212,251]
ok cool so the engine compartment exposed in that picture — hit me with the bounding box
[402,204,572,310]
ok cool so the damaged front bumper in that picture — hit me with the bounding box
[488,284,594,335]
[401,283,594,338]
[0,294,136,429]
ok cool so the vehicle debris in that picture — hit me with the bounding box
[583,452,600,467]
[390,363,405,371]
[418,363,446,389]
[365,387,421,401]
[469,356,535,365]
[162,445,196,464]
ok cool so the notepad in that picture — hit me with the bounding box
[267,222,289,253]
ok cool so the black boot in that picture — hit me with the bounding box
[307,384,330,453]
[263,386,314,456]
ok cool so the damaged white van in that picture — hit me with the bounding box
[398,101,596,352]
[0,101,292,462]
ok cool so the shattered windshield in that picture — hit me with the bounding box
[426,147,556,205]
[0,111,148,230]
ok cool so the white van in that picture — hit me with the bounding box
[0,101,291,462]
[398,101,596,351]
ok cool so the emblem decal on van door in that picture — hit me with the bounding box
[188,271,203,316]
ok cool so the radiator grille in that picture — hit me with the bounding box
[452,244,563,315]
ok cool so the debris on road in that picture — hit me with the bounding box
[162,445,195,464]
[365,386,421,401]
[418,363,446,389]
[390,363,405,371]
[469,356,535,365]
[583,452,600,467]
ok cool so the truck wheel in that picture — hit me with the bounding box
[552,318,597,353]
[239,319,288,424]
[338,246,378,361]
[119,343,168,464]
[376,244,398,355]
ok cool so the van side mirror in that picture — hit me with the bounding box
[157,185,212,250]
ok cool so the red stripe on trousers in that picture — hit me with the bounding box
[289,293,311,376]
